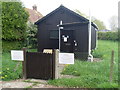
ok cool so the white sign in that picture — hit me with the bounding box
[64,37,67,42]
[59,53,74,64]
[11,50,24,61]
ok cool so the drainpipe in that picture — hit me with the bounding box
[88,9,93,62]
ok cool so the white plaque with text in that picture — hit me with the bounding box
[11,50,24,61]
[59,53,74,64]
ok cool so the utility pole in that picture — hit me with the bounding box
[88,8,93,62]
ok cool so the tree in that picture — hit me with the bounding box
[26,22,37,48]
[0,2,2,40]
[75,9,106,30]
[92,17,106,30]
[109,16,118,31]
[74,9,89,19]
[2,1,29,40]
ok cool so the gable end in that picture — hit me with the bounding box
[35,5,88,25]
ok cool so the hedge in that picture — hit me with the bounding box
[98,31,118,41]
[2,40,25,52]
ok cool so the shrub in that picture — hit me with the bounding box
[98,31,118,41]
[2,40,25,52]
[2,2,29,40]
[26,22,37,49]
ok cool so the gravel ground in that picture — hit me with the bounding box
[1,74,76,89]
[1,74,78,89]
[1,79,63,89]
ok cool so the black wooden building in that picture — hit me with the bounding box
[35,5,98,59]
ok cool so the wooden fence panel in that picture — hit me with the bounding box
[26,52,53,80]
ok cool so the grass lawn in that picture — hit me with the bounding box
[1,52,22,81]
[48,40,118,88]
[1,49,37,81]
[1,40,118,88]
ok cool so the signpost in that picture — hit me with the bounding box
[58,21,74,64]
[11,48,27,79]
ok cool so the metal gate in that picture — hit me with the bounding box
[25,52,55,80]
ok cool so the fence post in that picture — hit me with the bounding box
[109,50,114,82]
[22,48,27,79]
[53,49,59,79]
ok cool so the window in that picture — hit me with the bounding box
[50,30,59,39]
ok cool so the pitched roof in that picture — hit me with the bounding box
[35,5,88,24]
[25,8,43,23]
[35,5,98,29]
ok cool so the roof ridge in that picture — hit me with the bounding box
[35,5,89,25]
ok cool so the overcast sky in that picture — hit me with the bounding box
[21,0,119,29]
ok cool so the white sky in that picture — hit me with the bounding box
[21,0,119,29]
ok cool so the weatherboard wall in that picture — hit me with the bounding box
[37,7,88,52]
[35,5,97,59]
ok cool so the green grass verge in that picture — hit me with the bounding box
[1,48,37,81]
[1,52,22,81]
[1,40,118,88]
[48,40,118,88]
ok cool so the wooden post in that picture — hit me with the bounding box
[52,49,59,79]
[22,48,27,79]
[52,49,55,79]
[109,50,114,82]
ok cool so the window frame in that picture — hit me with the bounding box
[49,30,59,39]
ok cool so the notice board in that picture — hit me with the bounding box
[59,53,74,64]
[11,50,24,61]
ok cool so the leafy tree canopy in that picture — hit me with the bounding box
[75,9,106,30]
[92,17,106,30]
[26,22,37,48]
[2,1,29,40]
[109,16,118,31]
